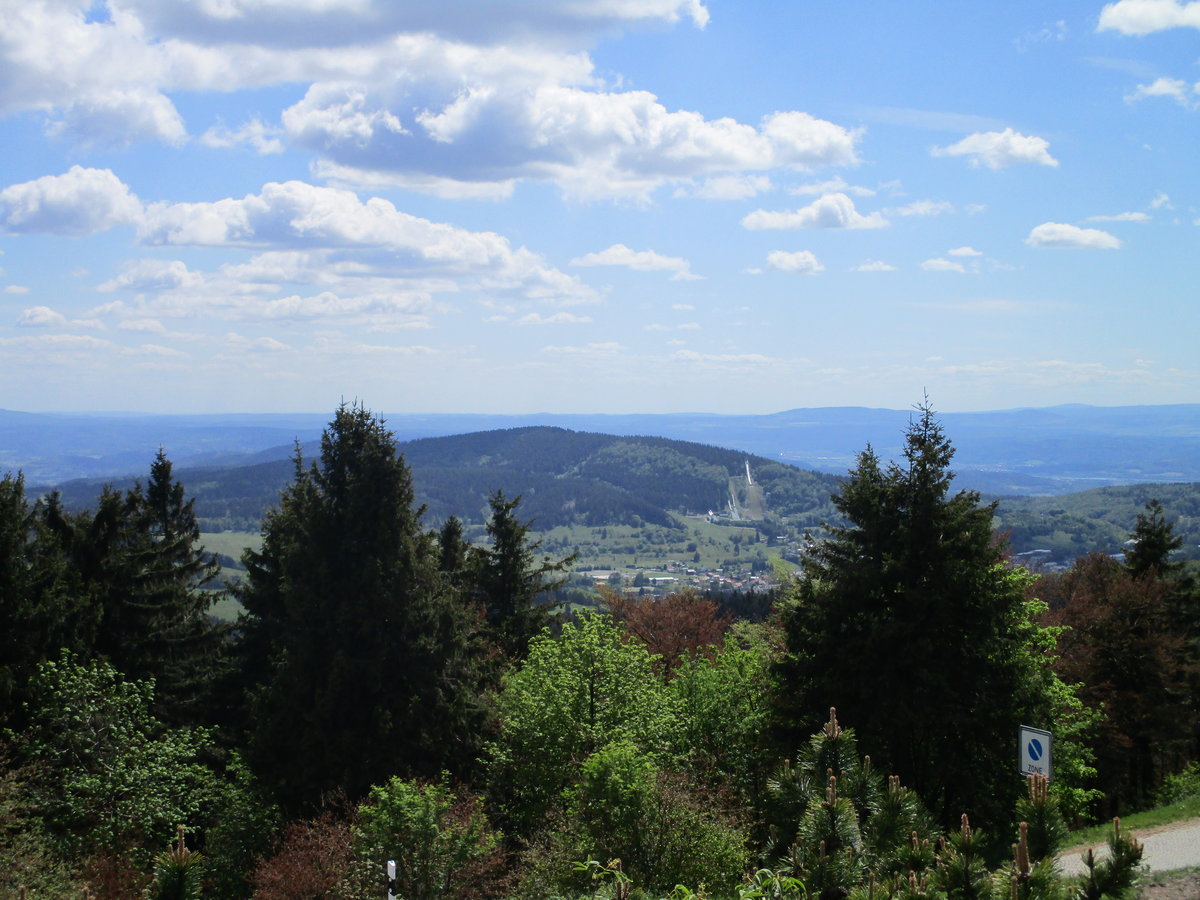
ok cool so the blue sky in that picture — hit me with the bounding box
[0,0,1197,415]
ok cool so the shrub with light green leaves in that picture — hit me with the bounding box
[16,650,218,867]
[485,612,680,835]
[354,774,498,900]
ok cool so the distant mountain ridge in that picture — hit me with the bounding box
[34,422,1200,566]
[47,426,845,538]
[7,403,1200,495]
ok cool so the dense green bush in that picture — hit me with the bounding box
[1155,761,1200,805]
[485,612,681,835]
[354,774,499,900]
[559,741,749,896]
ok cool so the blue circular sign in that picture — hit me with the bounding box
[1028,739,1043,761]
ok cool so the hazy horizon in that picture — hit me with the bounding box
[9,400,1200,419]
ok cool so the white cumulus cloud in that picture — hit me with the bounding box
[1127,76,1200,108]
[889,199,954,217]
[0,1,859,200]
[922,258,967,273]
[47,90,187,148]
[570,244,698,280]
[99,259,205,293]
[132,180,594,304]
[120,0,711,46]
[853,260,897,272]
[932,129,1058,169]
[948,246,983,256]
[0,0,715,155]
[742,193,888,230]
[1026,222,1122,249]
[118,317,169,334]
[516,312,593,325]
[15,305,104,329]
[1098,0,1200,34]
[0,167,143,236]
[288,81,862,201]
[766,250,824,274]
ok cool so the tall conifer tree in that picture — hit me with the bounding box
[238,405,485,813]
[0,474,84,712]
[473,490,574,659]
[1124,499,1183,580]
[774,403,1053,828]
[135,449,228,722]
[41,453,225,724]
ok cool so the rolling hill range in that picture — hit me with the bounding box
[8,403,1200,494]
[47,426,845,536]
[38,425,1200,568]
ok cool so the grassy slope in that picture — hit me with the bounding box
[1066,797,1200,849]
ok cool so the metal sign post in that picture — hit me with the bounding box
[386,860,397,900]
[1018,725,1052,780]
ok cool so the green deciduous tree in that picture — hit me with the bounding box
[485,611,679,835]
[15,651,217,867]
[0,744,85,899]
[553,740,749,897]
[202,753,283,900]
[773,403,1060,829]
[354,775,499,900]
[670,629,775,805]
[238,404,487,813]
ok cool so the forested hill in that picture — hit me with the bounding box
[48,426,845,533]
[40,425,1200,563]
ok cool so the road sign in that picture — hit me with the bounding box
[387,860,397,900]
[1019,725,1052,780]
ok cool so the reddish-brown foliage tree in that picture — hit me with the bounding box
[250,812,358,900]
[600,588,732,672]
[1040,553,1197,813]
[80,852,149,900]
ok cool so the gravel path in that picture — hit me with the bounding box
[1058,817,1200,876]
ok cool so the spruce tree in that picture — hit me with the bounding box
[774,403,1051,829]
[473,489,574,659]
[39,453,225,724]
[0,474,84,713]
[437,514,470,588]
[238,404,486,813]
[1124,499,1182,580]
[134,450,228,722]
